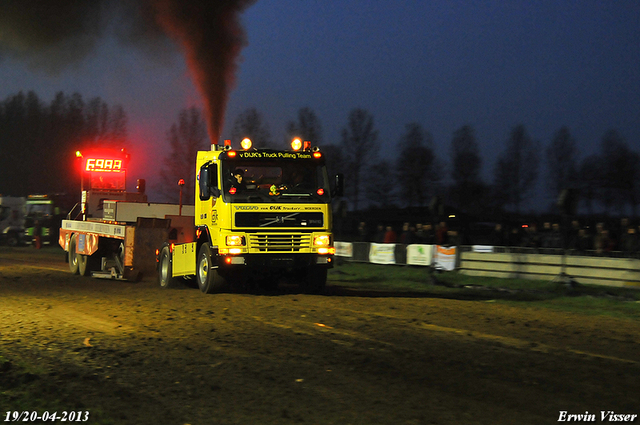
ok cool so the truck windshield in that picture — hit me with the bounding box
[25,203,52,217]
[221,160,331,203]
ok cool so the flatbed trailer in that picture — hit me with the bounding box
[60,211,191,281]
[58,149,194,280]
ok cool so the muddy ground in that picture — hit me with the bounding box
[1,247,639,425]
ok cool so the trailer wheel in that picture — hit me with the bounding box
[158,246,180,289]
[77,254,89,276]
[78,253,98,277]
[197,243,227,294]
[68,235,80,275]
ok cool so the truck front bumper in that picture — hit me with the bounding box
[219,253,333,269]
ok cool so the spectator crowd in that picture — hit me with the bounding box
[355,221,459,246]
[350,217,640,256]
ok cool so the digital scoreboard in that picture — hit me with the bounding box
[85,158,123,172]
[78,150,128,191]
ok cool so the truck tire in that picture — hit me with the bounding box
[78,253,98,277]
[158,246,180,289]
[301,266,327,294]
[77,254,89,276]
[68,235,80,275]
[197,243,227,294]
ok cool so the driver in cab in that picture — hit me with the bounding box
[230,168,247,192]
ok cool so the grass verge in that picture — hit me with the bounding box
[328,261,640,320]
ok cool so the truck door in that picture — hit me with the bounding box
[196,162,221,240]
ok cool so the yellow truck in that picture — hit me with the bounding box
[157,138,343,293]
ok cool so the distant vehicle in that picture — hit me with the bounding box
[23,194,69,246]
[0,196,26,246]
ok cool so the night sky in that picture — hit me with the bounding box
[1,1,639,206]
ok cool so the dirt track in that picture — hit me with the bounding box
[1,247,639,424]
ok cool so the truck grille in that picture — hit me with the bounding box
[235,212,323,228]
[249,234,311,252]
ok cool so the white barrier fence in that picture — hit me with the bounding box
[334,242,640,288]
[335,242,456,271]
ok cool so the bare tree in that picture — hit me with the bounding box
[24,91,47,193]
[599,129,640,215]
[0,91,129,196]
[231,107,272,148]
[0,92,29,195]
[285,107,323,147]
[546,126,578,199]
[493,124,540,213]
[159,107,207,204]
[365,160,396,208]
[109,104,129,147]
[396,123,440,207]
[450,124,482,211]
[578,154,601,215]
[451,125,481,185]
[85,97,109,146]
[340,108,378,211]
[66,93,86,148]
[320,144,345,184]
[633,155,640,216]
[625,150,640,216]
[83,98,129,149]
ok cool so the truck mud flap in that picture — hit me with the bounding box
[130,218,171,277]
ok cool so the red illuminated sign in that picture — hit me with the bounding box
[85,158,123,172]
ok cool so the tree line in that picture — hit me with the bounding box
[213,106,640,217]
[0,91,128,198]
[2,91,639,217]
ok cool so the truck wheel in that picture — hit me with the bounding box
[77,254,89,276]
[158,246,180,289]
[68,235,80,275]
[78,253,98,277]
[301,267,327,294]
[197,243,227,294]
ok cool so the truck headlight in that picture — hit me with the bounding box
[226,235,246,246]
[313,235,331,247]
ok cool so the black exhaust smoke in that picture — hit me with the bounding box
[149,0,257,143]
[0,0,107,71]
[0,0,257,142]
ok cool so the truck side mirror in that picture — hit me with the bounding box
[332,173,344,198]
[199,166,211,200]
[199,164,220,200]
